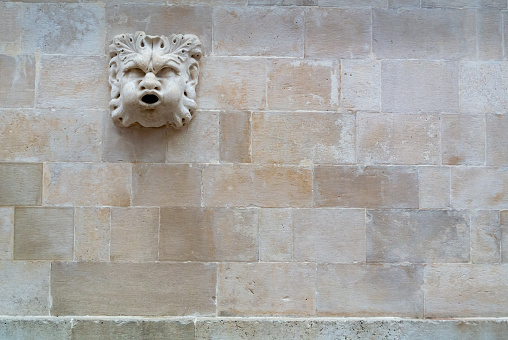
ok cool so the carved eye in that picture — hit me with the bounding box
[124,68,145,78]
[156,67,178,77]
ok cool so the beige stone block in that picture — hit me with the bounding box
[314,166,419,208]
[487,113,508,166]
[111,207,159,262]
[388,0,421,8]
[294,209,365,263]
[160,207,258,261]
[43,163,131,206]
[422,0,506,8]
[167,111,219,163]
[0,261,50,315]
[268,59,339,111]
[451,167,508,209]
[22,3,105,55]
[419,166,450,209]
[318,0,386,6]
[341,59,381,112]
[477,11,503,60]
[0,109,102,162]
[0,163,42,206]
[0,208,14,260]
[218,262,316,316]
[317,264,423,317]
[197,57,266,110]
[367,210,470,263]
[259,208,292,262]
[75,207,110,262]
[203,164,313,207]
[424,264,508,317]
[14,207,74,260]
[0,3,22,54]
[305,8,370,59]
[471,210,501,264]
[213,7,303,57]
[253,112,355,164]
[373,9,476,59]
[0,55,35,108]
[37,56,109,109]
[502,211,508,263]
[220,111,251,163]
[357,113,440,165]
[460,61,508,114]
[442,115,485,165]
[51,262,217,316]
[0,320,71,340]
[132,164,201,206]
[381,60,459,113]
[250,0,317,5]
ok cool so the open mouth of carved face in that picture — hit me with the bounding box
[141,94,160,105]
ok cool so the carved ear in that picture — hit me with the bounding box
[109,59,120,87]
[187,63,199,88]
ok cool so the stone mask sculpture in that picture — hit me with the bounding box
[108,32,202,128]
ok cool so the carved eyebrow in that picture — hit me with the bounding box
[157,63,180,74]
[123,61,147,73]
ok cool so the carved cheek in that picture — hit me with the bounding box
[161,76,185,103]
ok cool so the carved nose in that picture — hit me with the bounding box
[139,72,161,91]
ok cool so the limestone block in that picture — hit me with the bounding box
[14,207,74,260]
[471,211,501,264]
[381,60,459,113]
[75,207,111,262]
[294,208,365,263]
[318,0,386,6]
[422,0,507,9]
[388,0,421,8]
[51,262,217,316]
[0,3,22,54]
[111,207,159,262]
[424,264,508,317]
[477,11,503,60]
[37,56,109,109]
[366,210,470,263]
[305,8,370,59]
[259,208,292,262]
[418,167,450,209]
[203,164,313,207]
[0,261,50,315]
[220,111,251,163]
[442,115,485,165]
[0,109,102,162]
[317,264,424,317]
[357,113,440,165]
[373,9,476,59]
[501,211,508,263]
[197,57,266,110]
[341,59,381,112]
[250,0,317,5]
[132,164,201,206]
[0,163,42,206]
[314,166,419,208]
[487,113,508,166]
[460,61,508,114]
[43,163,131,206]
[252,112,355,164]
[0,208,13,260]
[213,7,304,57]
[218,262,316,316]
[0,319,71,340]
[160,207,258,261]
[267,59,339,111]
[0,55,35,108]
[22,3,105,55]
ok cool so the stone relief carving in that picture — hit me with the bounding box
[108,31,202,128]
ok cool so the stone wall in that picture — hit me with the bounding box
[1,0,508,338]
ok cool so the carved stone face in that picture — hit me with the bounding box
[109,32,202,128]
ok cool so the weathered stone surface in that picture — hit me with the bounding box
[51,262,217,316]
[471,210,501,264]
[381,60,459,113]
[424,264,508,317]
[0,109,102,162]
[341,59,381,111]
[111,207,159,262]
[501,211,508,263]
[0,3,22,54]
[252,112,355,164]
[218,262,316,316]
[0,319,71,340]
[317,264,423,317]
[14,207,74,260]
[294,209,365,263]
[250,0,317,5]
[220,111,251,163]
[373,9,476,59]
[357,113,440,165]
[0,55,35,108]
[203,164,313,207]
[214,7,303,57]
[160,207,258,261]
[388,0,421,8]
[0,261,50,315]
[44,163,131,206]
[267,59,339,111]
[477,11,503,60]
[0,163,42,206]
[367,210,469,263]
[422,0,507,8]
[259,208,292,262]
[318,0,386,7]
[487,113,508,166]
[314,166,419,208]
[419,167,451,209]
[0,208,13,260]
[132,164,201,206]
[75,207,111,262]
[442,115,485,165]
